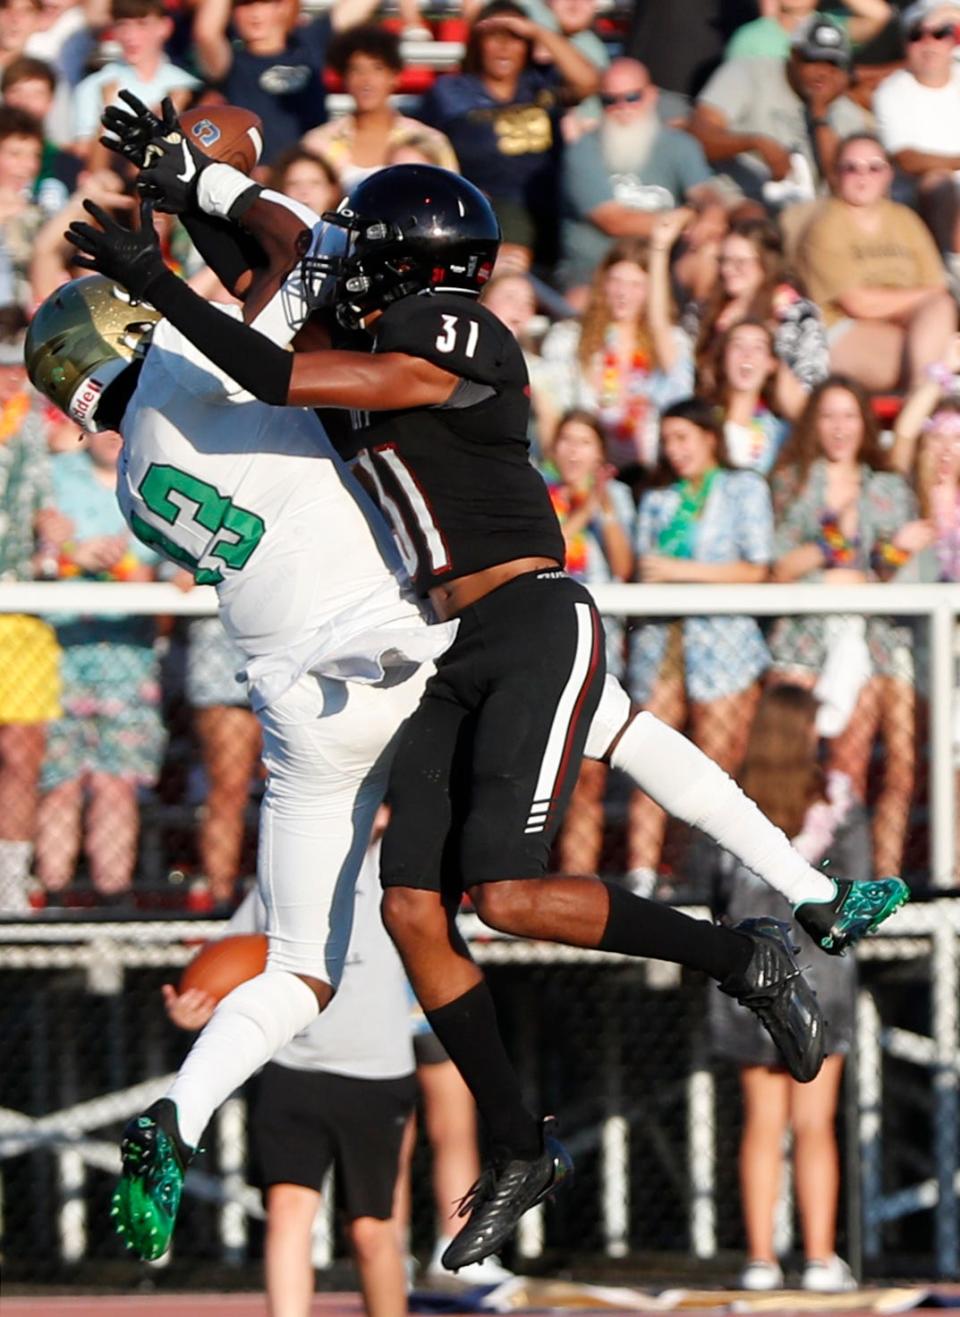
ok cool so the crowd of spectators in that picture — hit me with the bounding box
[2,0,960,916]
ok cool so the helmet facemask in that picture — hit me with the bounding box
[320,206,419,329]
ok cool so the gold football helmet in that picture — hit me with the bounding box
[25,276,160,432]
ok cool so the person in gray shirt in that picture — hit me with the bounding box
[689,15,866,206]
[560,57,725,294]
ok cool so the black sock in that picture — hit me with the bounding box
[599,881,753,983]
[425,981,542,1158]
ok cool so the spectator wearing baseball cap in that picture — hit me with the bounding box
[873,1,960,258]
[726,0,894,62]
[690,16,866,206]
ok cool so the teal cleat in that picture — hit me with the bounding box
[794,877,910,956]
[112,1098,193,1260]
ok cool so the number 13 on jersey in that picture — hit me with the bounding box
[130,463,266,586]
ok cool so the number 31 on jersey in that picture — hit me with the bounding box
[435,315,479,359]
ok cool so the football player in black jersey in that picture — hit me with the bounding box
[67,151,838,1271]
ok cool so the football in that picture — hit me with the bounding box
[179,105,264,174]
[180,932,268,1001]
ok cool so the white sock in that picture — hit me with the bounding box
[166,970,319,1147]
[625,867,657,898]
[0,840,32,912]
[429,1235,452,1270]
[610,713,835,906]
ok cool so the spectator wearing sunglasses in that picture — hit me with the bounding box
[558,57,725,299]
[690,16,866,206]
[796,131,956,390]
[873,1,960,258]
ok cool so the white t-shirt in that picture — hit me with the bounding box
[874,66,960,157]
[229,843,414,1079]
[117,308,455,709]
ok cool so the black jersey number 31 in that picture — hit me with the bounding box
[435,314,479,358]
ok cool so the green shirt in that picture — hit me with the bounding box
[726,12,850,60]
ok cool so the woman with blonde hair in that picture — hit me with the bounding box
[769,376,932,875]
[540,236,693,477]
[706,684,860,1294]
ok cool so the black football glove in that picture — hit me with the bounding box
[65,199,168,302]
[100,90,180,169]
[137,129,210,215]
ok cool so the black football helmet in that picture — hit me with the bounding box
[319,165,501,329]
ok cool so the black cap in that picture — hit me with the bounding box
[790,16,852,69]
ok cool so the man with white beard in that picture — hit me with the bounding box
[559,57,725,296]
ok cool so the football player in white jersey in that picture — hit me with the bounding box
[41,96,907,1268]
[26,212,457,1261]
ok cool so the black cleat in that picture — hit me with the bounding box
[720,917,825,1083]
[441,1117,572,1271]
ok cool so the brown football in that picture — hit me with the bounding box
[179,105,264,174]
[180,932,268,1002]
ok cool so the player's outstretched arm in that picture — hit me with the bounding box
[187,165,329,344]
[100,96,269,305]
[65,200,458,408]
[102,97,317,337]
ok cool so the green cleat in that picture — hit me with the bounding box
[794,877,910,956]
[112,1098,193,1261]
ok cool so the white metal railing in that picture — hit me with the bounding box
[2,579,958,884]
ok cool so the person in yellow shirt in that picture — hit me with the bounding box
[0,323,63,913]
[797,131,956,390]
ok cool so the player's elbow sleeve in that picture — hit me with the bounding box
[246,349,293,405]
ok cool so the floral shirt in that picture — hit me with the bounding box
[929,485,960,582]
[0,401,51,582]
[683,282,829,392]
[629,468,773,702]
[47,448,161,696]
[724,406,790,475]
[768,460,917,680]
[540,319,694,470]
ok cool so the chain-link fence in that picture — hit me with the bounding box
[1,580,958,1287]
[2,910,958,1284]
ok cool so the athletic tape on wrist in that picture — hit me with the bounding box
[197,163,260,220]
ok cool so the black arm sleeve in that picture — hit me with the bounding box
[180,211,266,297]
[142,267,293,406]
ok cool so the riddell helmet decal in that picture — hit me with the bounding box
[67,374,104,425]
